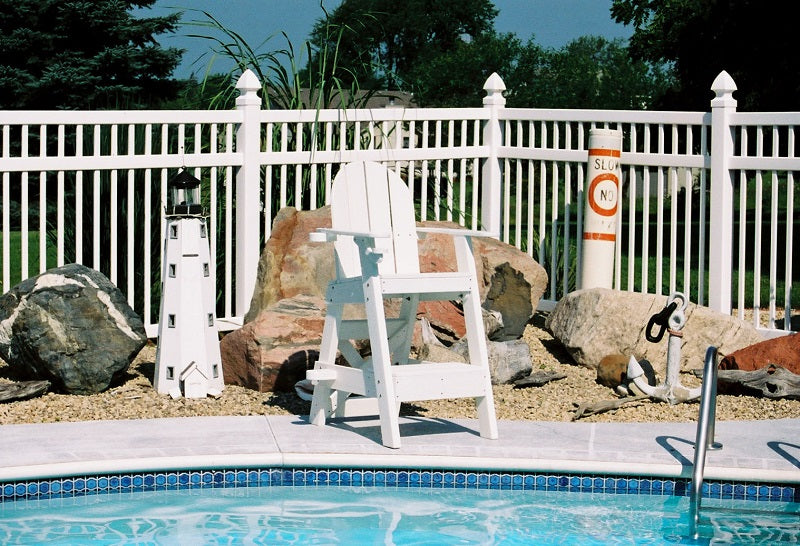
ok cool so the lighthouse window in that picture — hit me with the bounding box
[212,364,219,378]
[200,224,207,238]
[168,314,176,328]
[168,264,177,278]
[203,263,210,277]
[170,225,178,239]
[208,313,214,326]
[166,367,174,380]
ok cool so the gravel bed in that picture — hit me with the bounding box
[2,313,798,425]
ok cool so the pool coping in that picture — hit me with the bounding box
[1,415,798,485]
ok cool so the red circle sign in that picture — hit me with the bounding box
[588,173,619,217]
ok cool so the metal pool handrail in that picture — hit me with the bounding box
[689,346,724,537]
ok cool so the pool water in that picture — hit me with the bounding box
[2,485,798,544]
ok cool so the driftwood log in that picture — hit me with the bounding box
[571,395,649,420]
[0,380,50,403]
[695,365,800,400]
[572,365,800,421]
[513,370,567,388]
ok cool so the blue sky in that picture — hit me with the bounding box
[141,0,633,79]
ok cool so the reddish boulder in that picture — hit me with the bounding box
[720,333,800,375]
[222,295,326,392]
[596,354,629,389]
[245,207,333,323]
[596,353,656,394]
[233,207,549,393]
[247,206,548,344]
[417,223,548,341]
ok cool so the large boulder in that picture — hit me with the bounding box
[0,264,147,394]
[245,207,333,322]
[546,288,764,379]
[235,206,548,393]
[222,295,327,392]
[226,294,528,392]
[416,221,548,341]
[246,207,548,342]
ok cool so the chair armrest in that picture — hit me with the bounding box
[310,228,391,261]
[309,227,392,242]
[415,227,498,239]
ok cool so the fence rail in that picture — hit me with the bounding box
[1,70,796,338]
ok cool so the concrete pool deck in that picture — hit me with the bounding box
[1,415,798,484]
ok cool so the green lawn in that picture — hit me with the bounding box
[3,227,796,314]
[617,253,799,310]
[0,231,58,292]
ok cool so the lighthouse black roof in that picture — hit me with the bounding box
[167,169,204,217]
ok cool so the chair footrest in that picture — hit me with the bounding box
[392,362,490,401]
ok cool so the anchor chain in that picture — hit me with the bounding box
[645,301,678,343]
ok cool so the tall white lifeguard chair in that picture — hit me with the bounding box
[307,161,498,448]
[154,170,223,399]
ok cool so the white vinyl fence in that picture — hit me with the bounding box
[1,71,796,338]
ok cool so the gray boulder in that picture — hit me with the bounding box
[0,264,147,394]
[545,288,764,379]
[415,319,531,385]
[451,338,532,385]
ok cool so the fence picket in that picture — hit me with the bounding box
[0,71,796,337]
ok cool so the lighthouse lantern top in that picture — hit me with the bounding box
[167,170,204,217]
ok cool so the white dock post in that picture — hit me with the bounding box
[580,128,623,289]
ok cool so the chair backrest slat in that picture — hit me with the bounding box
[330,162,419,277]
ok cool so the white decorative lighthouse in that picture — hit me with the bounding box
[154,170,224,399]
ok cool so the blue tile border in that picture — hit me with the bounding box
[1,468,798,504]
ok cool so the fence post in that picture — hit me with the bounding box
[235,69,262,318]
[481,73,505,238]
[708,71,737,315]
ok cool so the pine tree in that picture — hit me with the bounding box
[0,0,182,109]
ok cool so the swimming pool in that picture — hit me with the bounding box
[2,467,798,544]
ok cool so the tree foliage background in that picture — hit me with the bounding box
[303,0,667,109]
[305,0,499,92]
[611,0,797,111]
[0,0,182,109]
[1,1,793,112]
[506,36,671,109]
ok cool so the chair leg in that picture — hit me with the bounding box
[363,277,402,448]
[309,381,332,426]
[309,305,343,427]
[475,393,498,440]
[462,286,499,441]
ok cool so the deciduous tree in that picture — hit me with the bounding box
[409,32,521,107]
[305,0,498,92]
[611,0,797,110]
[508,36,671,110]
